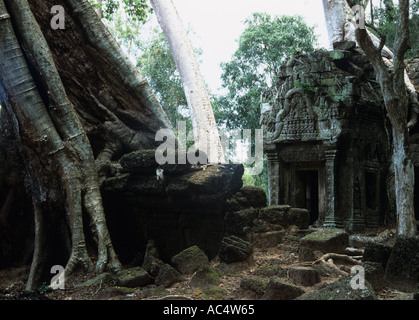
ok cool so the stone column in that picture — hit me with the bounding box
[266,148,280,206]
[323,149,338,228]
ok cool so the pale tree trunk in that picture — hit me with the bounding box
[96,0,103,19]
[323,0,418,236]
[0,0,172,289]
[322,0,356,47]
[322,0,418,114]
[322,0,417,236]
[150,0,225,164]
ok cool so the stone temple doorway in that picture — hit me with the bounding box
[295,170,319,225]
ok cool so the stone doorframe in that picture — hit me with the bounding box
[265,145,337,227]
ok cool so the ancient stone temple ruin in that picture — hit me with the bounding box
[260,42,402,232]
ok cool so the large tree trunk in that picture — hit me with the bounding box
[355,0,417,237]
[150,0,225,164]
[322,0,417,236]
[0,0,172,290]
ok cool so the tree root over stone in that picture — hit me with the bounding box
[313,253,360,277]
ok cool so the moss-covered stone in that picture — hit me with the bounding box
[298,246,316,262]
[190,265,221,288]
[218,235,253,263]
[297,274,377,300]
[240,277,267,296]
[300,228,349,253]
[262,277,305,300]
[253,265,286,277]
[171,245,209,275]
[200,285,227,300]
[155,264,184,288]
[385,236,419,292]
[116,267,153,288]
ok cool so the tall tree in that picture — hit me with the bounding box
[90,0,152,22]
[373,0,419,58]
[322,0,418,236]
[219,13,318,132]
[0,0,171,289]
[137,27,199,129]
[150,0,225,164]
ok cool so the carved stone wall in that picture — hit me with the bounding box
[261,42,392,232]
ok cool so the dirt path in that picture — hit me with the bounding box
[0,227,413,300]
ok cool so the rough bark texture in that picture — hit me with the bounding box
[0,0,172,290]
[322,0,417,236]
[354,0,416,237]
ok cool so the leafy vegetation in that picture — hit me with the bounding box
[216,13,318,191]
[137,27,192,128]
[371,0,419,58]
[89,0,152,22]
[217,13,318,132]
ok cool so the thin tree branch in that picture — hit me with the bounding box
[393,0,411,84]
[365,22,387,52]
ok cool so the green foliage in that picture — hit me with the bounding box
[218,12,318,132]
[38,282,51,294]
[89,0,152,22]
[216,13,317,192]
[242,157,268,198]
[136,28,205,134]
[137,28,187,126]
[372,0,419,58]
[99,2,195,132]
[89,0,153,58]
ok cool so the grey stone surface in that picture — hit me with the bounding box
[300,228,349,253]
[116,267,153,288]
[297,274,377,300]
[262,277,305,300]
[218,235,253,263]
[171,245,209,275]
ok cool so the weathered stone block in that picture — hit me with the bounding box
[226,186,267,211]
[218,235,253,263]
[252,230,285,248]
[288,267,321,287]
[298,247,316,262]
[155,264,184,288]
[120,149,192,175]
[297,274,377,300]
[362,242,392,269]
[190,265,221,288]
[288,208,310,229]
[224,209,259,237]
[257,206,309,230]
[116,267,153,288]
[262,277,305,300]
[362,261,385,291]
[385,236,419,292]
[258,205,291,225]
[240,277,266,297]
[300,228,349,253]
[171,245,209,275]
